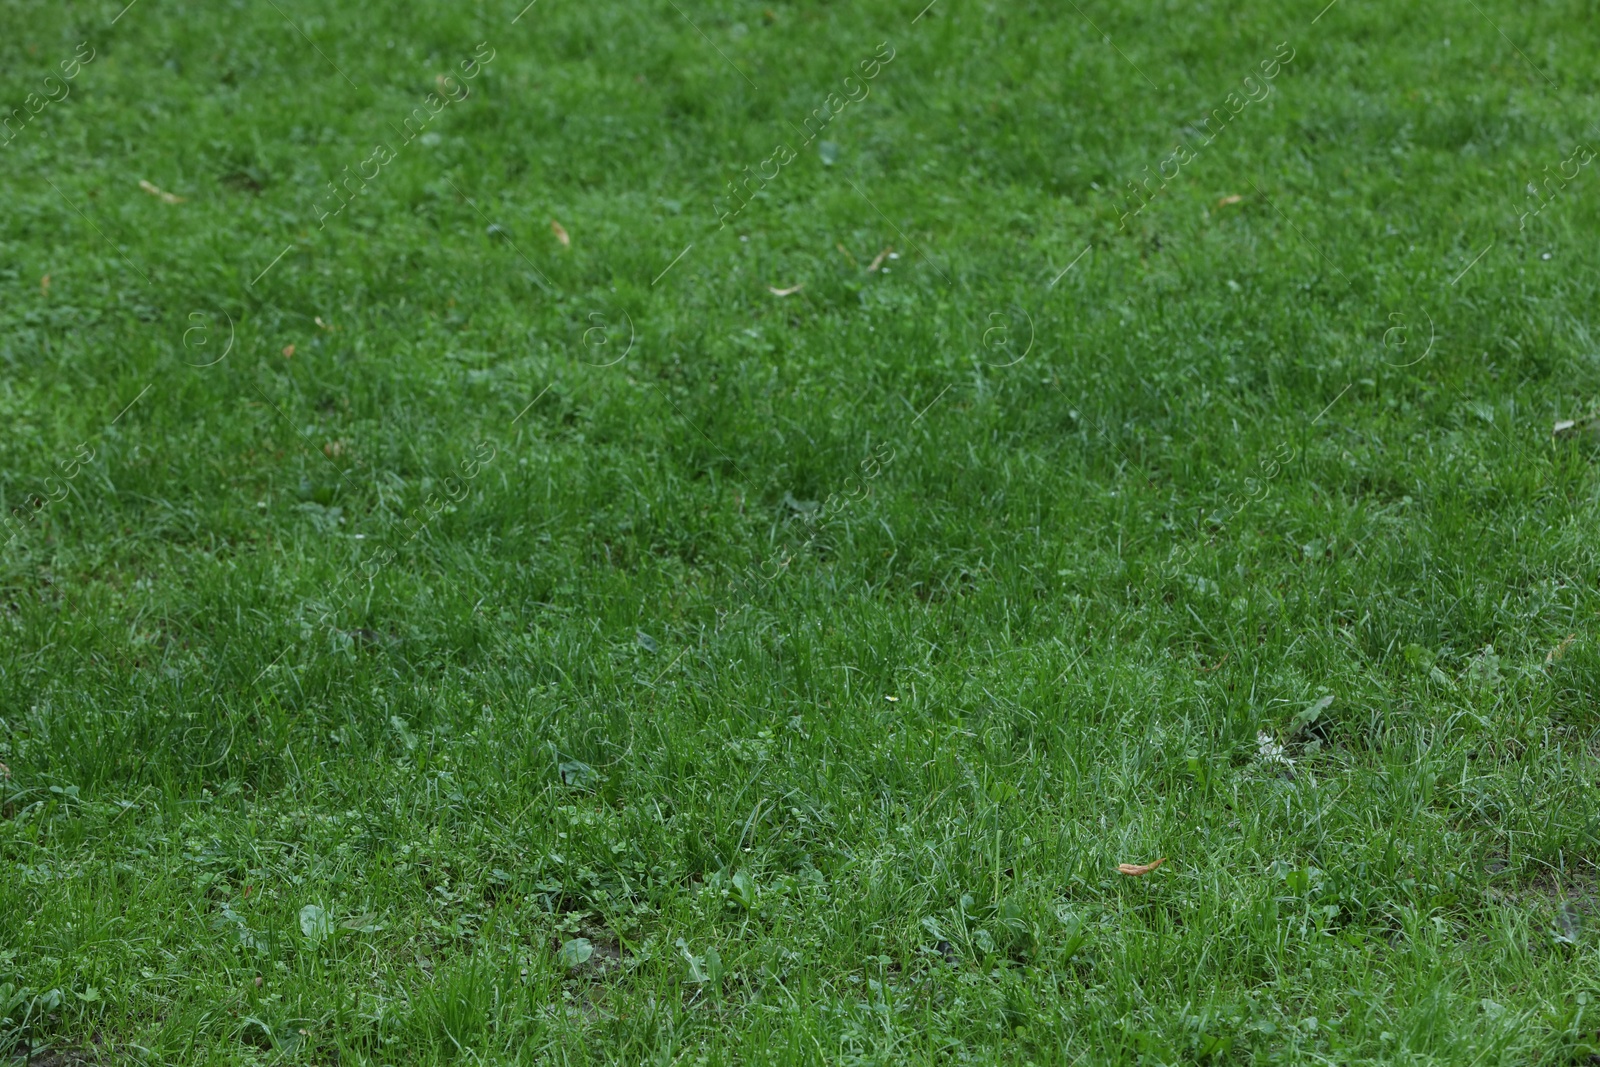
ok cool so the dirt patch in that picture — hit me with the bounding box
[1485,862,1600,943]
[10,1049,110,1067]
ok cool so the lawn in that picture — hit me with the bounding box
[3,0,1600,1062]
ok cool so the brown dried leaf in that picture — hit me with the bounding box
[315,316,335,331]
[139,179,186,204]
[282,344,295,359]
[1116,857,1168,877]
[835,242,858,267]
[550,219,570,247]
[1216,194,1243,208]
[768,283,804,297]
[866,246,893,272]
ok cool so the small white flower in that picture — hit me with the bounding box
[1257,730,1294,767]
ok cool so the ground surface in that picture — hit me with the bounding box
[3,0,1600,1063]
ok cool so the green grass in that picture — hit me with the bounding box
[4,0,1600,1061]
